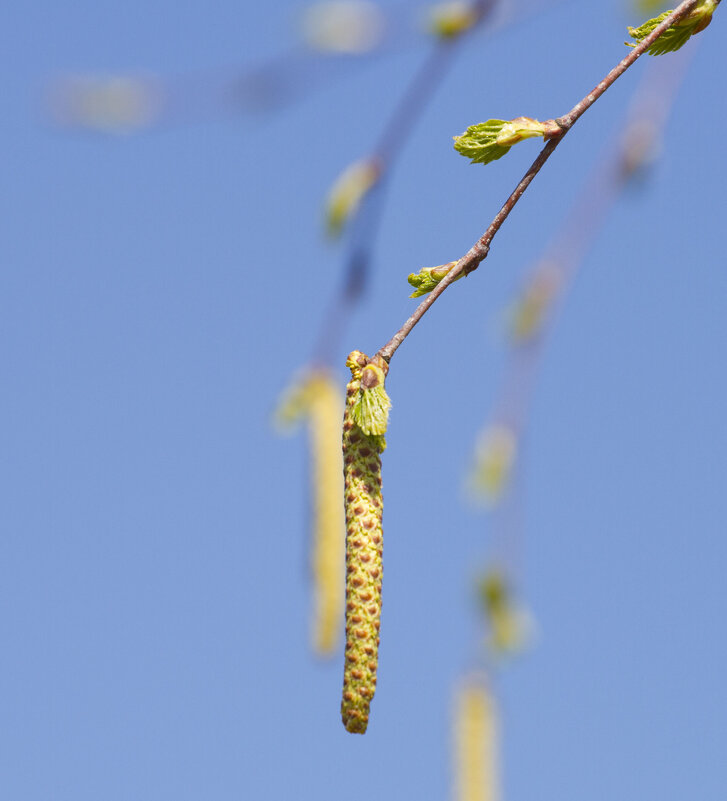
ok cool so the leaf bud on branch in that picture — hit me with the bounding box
[453,118,563,166]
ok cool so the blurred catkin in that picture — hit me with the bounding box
[468,424,517,507]
[308,377,346,655]
[274,370,345,656]
[427,1,479,38]
[479,569,531,656]
[324,159,381,238]
[340,350,388,733]
[507,262,561,344]
[454,679,499,801]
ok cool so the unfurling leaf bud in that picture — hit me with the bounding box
[341,351,389,733]
[626,1,719,55]
[495,117,561,146]
[408,261,461,298]
[454,118,562,166]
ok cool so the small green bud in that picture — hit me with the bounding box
[407,261,460,298]
[454,118,561,166]
[626,1,719,55]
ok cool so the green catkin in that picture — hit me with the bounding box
[340,350,389,734]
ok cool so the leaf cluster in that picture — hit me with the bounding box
[627,0,719,55]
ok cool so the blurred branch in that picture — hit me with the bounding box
[311,0,503,364]
[467,47,694,575]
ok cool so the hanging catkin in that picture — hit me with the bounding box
[274,370,345,657]
[307,376,345,656]
[454,678,499,801]
[340,350,390,733]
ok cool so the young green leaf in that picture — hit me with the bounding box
[352,361,391,436]
[453,119,512,165]
[626,1,720,55]
[453,117,561,166]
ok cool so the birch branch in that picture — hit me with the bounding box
[376,0,704,364]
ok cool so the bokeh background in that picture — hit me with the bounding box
[2,1,726,799]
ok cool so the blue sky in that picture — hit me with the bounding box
[2,1,726,799]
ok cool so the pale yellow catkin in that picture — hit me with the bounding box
[454,680,499,801]
[308,378,345,656]
[273,370,345,657]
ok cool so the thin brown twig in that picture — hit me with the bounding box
[376,0,702,364]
